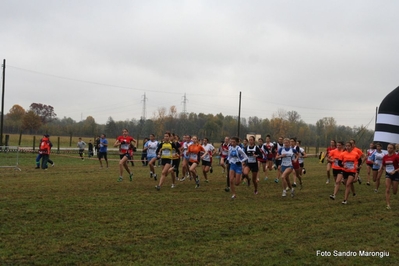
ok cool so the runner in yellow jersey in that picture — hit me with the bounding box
[155,132,180,191]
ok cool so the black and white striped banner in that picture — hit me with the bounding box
[373,86,399,149]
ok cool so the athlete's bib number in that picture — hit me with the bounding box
[345,161,354,170]
[248,156,256,163]
[190,154,198,161]
[162,149,171,156]
[334,159,339,167]
[386,164,395,173]
[121,144,129,150]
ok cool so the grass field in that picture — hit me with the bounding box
[1,151,398,265]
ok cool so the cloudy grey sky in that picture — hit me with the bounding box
[1,0,398,128]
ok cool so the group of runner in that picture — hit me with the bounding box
[114,130,308,199]
[325,139,399,209]
[110,129,398,209]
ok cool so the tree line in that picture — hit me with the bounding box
[2,104,374,148]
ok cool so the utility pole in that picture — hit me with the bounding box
[238,91,242,138]
[141,92,148,120]
[181,93,188,115]
[1,59,5,147]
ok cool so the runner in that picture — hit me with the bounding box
[219,136,230,174]
[242,135,263,194]
[187,136,206,188]
[77,137,86,161]
[291,138,304,189]
[141,137,149,166]
[329,141,345,200]
[296,140,307,179]
[325,140,337,184]
[365,142,376,186]
[228,136,249,199]
[98,134,108,168]
[339,141,361,204]
[276,138,298,197]
[143,134,159,181]
[256,138,268,181]
[155,132,180,190]
[264,135,275,180]
[371,143,387,193]
[114,129,135,182]
[169,134,181,183]
[166,133,180,186]
[349,139,366,185]
[202,137,215,183]
[274,136,284,183]
[379,143,399,209]
[180,135,193,181]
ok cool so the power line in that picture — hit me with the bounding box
[7,65,231,97]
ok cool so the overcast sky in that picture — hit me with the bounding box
[1,0,398,129]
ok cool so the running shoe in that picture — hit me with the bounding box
[291,189,295,198]
[195,177,200,188]
[353,193,356,197]
[367,182,370,186]
[117,176,123,182]
[285,187,290,191]
[150,172,153,178]
[231,195,236,199]
[292,182,297,187]
[254,190,258,195]
[386,205,391,210]
[171,184,175,188]
[52,163,55,167]
[180,176,186,182]
[358,176,362,185]
[210,167,213,173]
[155,185,161,191]
[374,189,378,193]
[282,190,287,197]
[153,174,157,181]
[129,173,133,181]
[35,166,40,169]
[225,187,230,192]
[205,179,209,183]
[274,178,279,183]
[273,164,277,170]
[341,200,347,205]
[264,176,268,181]
[326,179,330,184]
[247,179,251,187]
[302,168,306,174]
[329,194,335,200]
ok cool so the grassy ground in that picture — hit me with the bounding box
[0,152,398,265]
